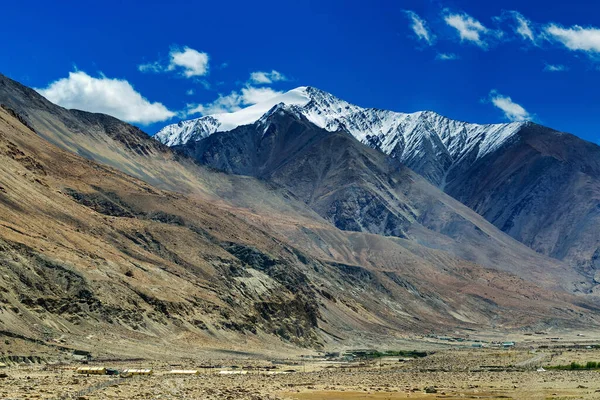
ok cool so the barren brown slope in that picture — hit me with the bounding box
[0,73,324,228]
[0,93,599,357]
[0,105,332,355]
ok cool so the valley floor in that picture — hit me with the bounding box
[3,345,600,399]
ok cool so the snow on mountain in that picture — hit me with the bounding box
[155,88,311,146]
[155,86,526,184]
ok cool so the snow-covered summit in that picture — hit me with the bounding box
[154,88,312,146]
[155,86,526,184]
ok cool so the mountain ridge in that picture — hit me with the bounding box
[157,85,600,276]
[155,86,526,186]
[174,105,590,293]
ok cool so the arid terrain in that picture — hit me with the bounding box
[3,0,600,398]
[2,73,599,356]
[1,73,600,399]
[3,334,600,399]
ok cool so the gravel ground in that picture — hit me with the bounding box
[2,348,600,399]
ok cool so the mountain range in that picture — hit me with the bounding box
[159,86,600,288]
[0,73,599,357]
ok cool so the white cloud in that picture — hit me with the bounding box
[139,46,210,78]
[168,47,209,77]
[197,79,211,90]
[510,11,535,43]
[494,11,538,44]
[404,10,435,45]
[36,71,175,124]
[186,93,243,115]
[544,24,600,54]
[436,53,459,60]
[543,63,568,72]
[444,12,495,48]
[186,86,283,116]
[186,89,195,95]
[138,61,163,73]
[249,70,287,85]
[240,86,283,104]
[489,90,531,122]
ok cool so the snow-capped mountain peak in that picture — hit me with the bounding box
[155,86,526,185]
[154,87,312,146]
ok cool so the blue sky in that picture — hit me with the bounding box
[1,0,599,143]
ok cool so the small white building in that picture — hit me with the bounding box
[169,370,200,375]
[76,367,106,375]
[122,368,153,376]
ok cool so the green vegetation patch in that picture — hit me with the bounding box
[547,361,600,370]
[345,350,429,359]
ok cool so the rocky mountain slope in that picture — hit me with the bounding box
[443,123,600,278]
[1,73,599,357]
[0,104,343,352]
[157,86,600,279]
[173,105,588,292]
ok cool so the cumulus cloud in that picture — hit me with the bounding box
[404,10,435,45]
[544,24,600,54]
[187,70,288,116]
[241,86,284,104]
[186,93,243,116]
[436,53,459,60]
[187,86,283,116]
[444,11,497,48]
[168,47,209,77]
[249,70,287,85]
[36,71,175,124]
[488,90,531,122]
[543,63,568,72]
[139,46,210,78]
